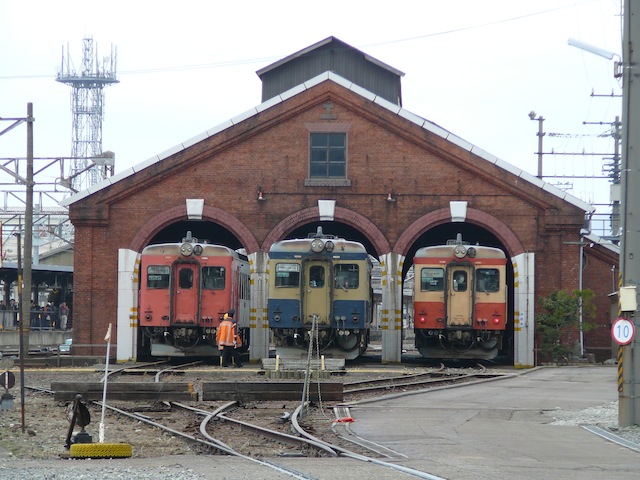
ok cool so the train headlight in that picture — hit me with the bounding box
[311,239,325,252]
[492,317,501,325]
[467,247,476,258]
[325,241,334,252]
[352,315,359,323]
[193,244,203,255]
[180,242,193,256]
[274,314,281,322]
[145,313,152,321]
[419,315,426,324]
[454,244,467,258]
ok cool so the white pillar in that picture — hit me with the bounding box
[117,249,140,363]
[512,252,535,368]
[248,251,269,361]
[380,252,404,363]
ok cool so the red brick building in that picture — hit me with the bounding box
[64,37,618,365]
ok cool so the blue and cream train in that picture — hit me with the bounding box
[267,228,373,359]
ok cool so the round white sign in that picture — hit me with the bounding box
[612,318,635,345]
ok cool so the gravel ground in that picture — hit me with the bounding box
[0,365,639,480]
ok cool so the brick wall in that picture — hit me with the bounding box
[70,80,603,358]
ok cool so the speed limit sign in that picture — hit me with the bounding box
[612,317,635,345]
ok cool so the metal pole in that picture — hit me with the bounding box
[619,0,640,427]
[300,315,318,419]
[564,239,588,356]
[99,323,112,443]
[24,103,33,354]
[14,232,25,433]
[537,116,544,179]
[578,237,584,356]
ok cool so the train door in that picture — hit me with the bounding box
[447,265,473,327]
[302,261,331,326]
[172,263,199,324]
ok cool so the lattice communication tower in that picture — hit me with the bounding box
[56,37,118,192]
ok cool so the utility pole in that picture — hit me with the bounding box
[619,0,640,427]
[23,104,33,357]
[529,112,545,178]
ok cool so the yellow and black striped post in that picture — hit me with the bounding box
[618,273,623,393]
[618,345,623,393]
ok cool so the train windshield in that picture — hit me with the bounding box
[420,268,444,291]
[452,270,468,292]
[476,268,500,292]
[275,263,300,287]
[309,265,325,287]
[179,268,194,289]
[147,265,170,289]
[202,266,225,290]
[334,264,359,289]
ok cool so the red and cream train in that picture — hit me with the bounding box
[412,234,508,360]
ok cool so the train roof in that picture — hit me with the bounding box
[270,237,367,254]
[141,242,241,257]
[415,244,506,259]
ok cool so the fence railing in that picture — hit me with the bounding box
[0,309,71,331]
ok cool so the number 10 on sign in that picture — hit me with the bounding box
[612,318,635,345]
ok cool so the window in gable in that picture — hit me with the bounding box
[309,132,346,178]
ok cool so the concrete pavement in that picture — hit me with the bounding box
[347,366,639,480]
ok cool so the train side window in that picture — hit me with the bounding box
[420,268,444,291]
[334,264,359,289]
[202,266,225,290]
[309,266,325,287]
[476,268,500,293]
[276,263,300,287]
[179,268,193,289]
[147,265,170,289]
[452,271,467,292]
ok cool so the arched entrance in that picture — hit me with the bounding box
[395,205,533,367]
[117,201,257,362]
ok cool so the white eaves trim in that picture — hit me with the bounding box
[584,233,620,255]
[61,71,595,215]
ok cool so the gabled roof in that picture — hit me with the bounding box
[61,71,594,215]
[256,36,405,79]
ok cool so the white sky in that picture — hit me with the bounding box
[0,0,623,235]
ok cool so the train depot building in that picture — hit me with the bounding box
[64,37,619,367]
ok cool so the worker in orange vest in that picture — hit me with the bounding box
[216,309,242,367]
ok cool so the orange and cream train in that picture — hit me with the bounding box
[137,232,250,358]
[413,234,507,360]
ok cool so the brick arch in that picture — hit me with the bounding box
[129,205,260,253]
[262,206,390,256]
[394,207,525,257]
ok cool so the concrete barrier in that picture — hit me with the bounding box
[0,329,72,352]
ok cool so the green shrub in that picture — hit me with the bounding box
[536,289,596,363]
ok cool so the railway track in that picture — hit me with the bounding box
[23,363,489,479]
[342,364,512,399]
[27,383,444,479]
[19,363,517,478]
